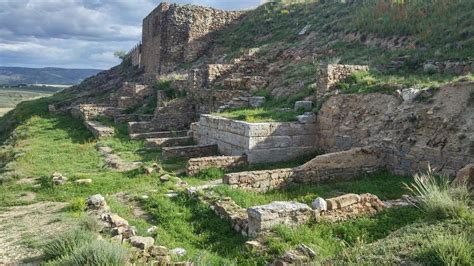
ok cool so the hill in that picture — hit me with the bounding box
[0,66,103,86]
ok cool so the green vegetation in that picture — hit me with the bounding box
[42,229,128,265]
[215,107,303,122]
[336,71,473,94]
[213,171,412,208]
[406,168,472,220]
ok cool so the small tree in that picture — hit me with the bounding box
[113,50,127,61]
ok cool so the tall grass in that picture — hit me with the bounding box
[405,167,471,219]
[42,230,95,260]
[421,233,473,266]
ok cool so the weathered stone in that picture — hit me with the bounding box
[247,201,313,236]
[170,247,187,257]
[52,172,68,185]
[249,97,266,108]
[453,163,474,190]
[74,179,92,185]
[87,194,107,210]
[84,121,115,139]
[311,197,327,211]
[130,236,155,250]
[104,213,129,227]
[160,174,171,182]
[186,155,248,176]
[400,87,422,103]
[112,226,136,239]
[296,112,316,124]
[294,101,313,111]
[148,245,169,257]
[326,194,361,210]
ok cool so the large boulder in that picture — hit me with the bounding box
[130,236,155,250]
[453,164,474,190]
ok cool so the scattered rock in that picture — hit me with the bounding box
[130,236,155,250]
[453,163,474,190]
[152,162,162,172]
[87,194,107,210]
[245,240,265,251]
[311,197,327,211]
[104,213,129,227]
[298,24,311,35]
[294,101,313,111]
[160,174,171,182]
[400,87,422,103]
[148,245,169,257]
[147,226,158,234]
[170,247,187,257]
[52,172,68,185]
[144,167,155,175]
[326,194,361,210]
[297,112,316,124]
[74,179,92,185]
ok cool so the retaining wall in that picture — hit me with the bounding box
[187,155,248,176]
[193,115,318,163]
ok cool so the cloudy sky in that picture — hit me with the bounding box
[0,0,262,70]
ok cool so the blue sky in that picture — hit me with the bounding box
[0,0,262,70]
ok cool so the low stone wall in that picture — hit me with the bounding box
[162,144,218,160]
[186,155,248,176]
[315,64,369,98]
[145,137,193,149]
[71,104,121,121]
[193,115,318,163]
[84,121,115,139]
[114,114,153,123]
[223,146,385,191]
[223,168,294,192]
[188,89,250,114]
[293,146,385,183]
[247,201,314,237]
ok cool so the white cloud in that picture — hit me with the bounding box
[0,0,261,69]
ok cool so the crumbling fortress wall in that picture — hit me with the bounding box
[141,3,242,74]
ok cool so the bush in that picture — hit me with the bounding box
[42,230,95,260]
[405,167,471,220]
[421,234,473,266]
[68,197,86,213]
[55,240,129,265]
[195,167,225,180]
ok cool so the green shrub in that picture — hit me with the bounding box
[68,197,86,213]
[42,230,95,260]
[405,167,471,220]
[54,240,129,265]
[421,234,473,266]
[195,168,225,180]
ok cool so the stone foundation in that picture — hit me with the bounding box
[145,137,193,149]
[162,144,218,160]
[186,155,248,176]
[71,104,121,121]
[129,130,188,140]
[222,146,384,191]
[193,115,318,163]
[247,201,314,237]
[315,64,369,98]
[84,121,115,139]
[223,168,294,192]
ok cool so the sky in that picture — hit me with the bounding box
[0,0,262,70]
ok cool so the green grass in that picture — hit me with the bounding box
[336,71,473,94]
[215,107,304,122]
[213,171,412,208]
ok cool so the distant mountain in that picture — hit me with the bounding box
[0,67,103,85]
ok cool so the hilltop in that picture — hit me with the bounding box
[0,66,102,86]
[0,1,473,265]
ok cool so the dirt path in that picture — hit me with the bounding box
[0,202,74,264]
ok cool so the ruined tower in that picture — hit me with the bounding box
[141,2,242,74]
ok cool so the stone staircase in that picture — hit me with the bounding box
[129,130,188,140]
[145,136,194,149]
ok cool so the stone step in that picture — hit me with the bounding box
[162,144,218,160]
[145,136,194,149]
[129,130,188,140]
[84,121,115,139]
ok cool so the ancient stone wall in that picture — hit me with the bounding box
[186,155,248,176]
[293,146,385,183]
[162,144,218,160]
[127,43,142,68]
[315,64,369,98]
[193,115,319,163]
[70,104,121,121]
[141,3,242,74]
[189,64,234,90]
[223,146,385,191]
[188,89,250,114]
[223,168,294,192]
[317,83,474,177]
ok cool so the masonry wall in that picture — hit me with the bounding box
[317,83,474,177]
[141,3,242,74]
[223,146,385,191]
[193,115,318,163]
[315,64,369,98]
